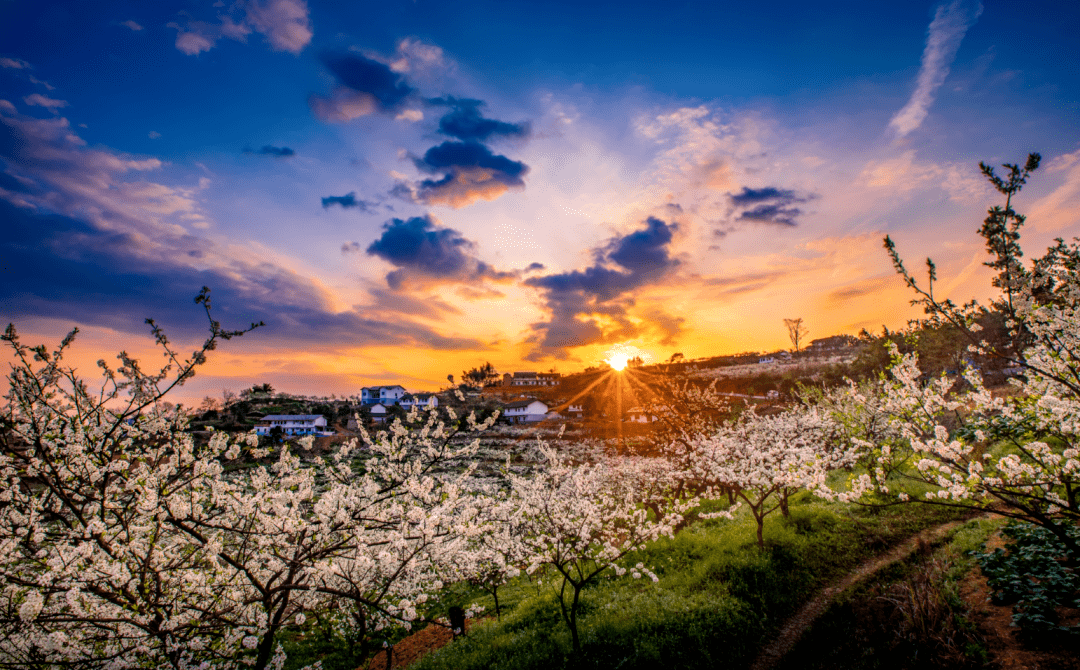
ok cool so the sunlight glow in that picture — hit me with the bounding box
[606,352,630,371]
[603,343,652,371]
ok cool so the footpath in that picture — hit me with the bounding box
[747,518,976,670]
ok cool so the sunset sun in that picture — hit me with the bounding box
[606,352,630,371]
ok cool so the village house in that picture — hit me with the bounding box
[502,371,561,387]
[360,385,407,405]
[254,415,329,436]
[626,407,659,423]
[502,399,549,423]
[400,392,439,410]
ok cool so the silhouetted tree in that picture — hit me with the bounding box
[784,318,808,352]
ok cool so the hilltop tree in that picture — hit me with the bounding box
[461,362,500,388]
[784,318,808,352]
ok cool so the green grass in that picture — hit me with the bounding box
[775,515,1005,670]
[398,498,969,670]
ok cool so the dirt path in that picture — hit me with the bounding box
[748,518,974,670]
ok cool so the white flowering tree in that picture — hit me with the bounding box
[691,407,849,546]
[506,445,694,658]
[0,291,501,669]
[830,154,1080,557]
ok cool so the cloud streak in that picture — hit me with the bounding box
[729,186,815,227]
[889,0,983,138]
[243,144,295,157]
[322,192,373,211]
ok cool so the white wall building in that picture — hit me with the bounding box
[400,392,439,410]
[255,415,329,436]
[502,399,549,423]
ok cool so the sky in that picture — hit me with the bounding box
[2,0,1080,403]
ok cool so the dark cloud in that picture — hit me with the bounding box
[728,186,816,227]
[0,102,483,352]
[428,97,530,142]
[243,145,295,157]
[322,192,374,211]
[730,187,799,205]
[0,192,481,351]
[310,53,415,121]
[408,141,530,208]
[524,217,680,356]
[525,262,545,272]
[737,203,803,227]
[364,214,514,289]
[323,53,413,110]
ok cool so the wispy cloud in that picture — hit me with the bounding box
[889,0,983,139]
[321,192,373,211]
[23,94,68,110]
[0,57,30,69]
[168,0,312,56]
[121,20,144,31]
[243,144,295,157]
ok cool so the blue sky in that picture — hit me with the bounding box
[2,0,1079,401]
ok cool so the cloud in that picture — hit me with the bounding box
[395,109,423,122]
[409,141,529,208]
[0,195,486,350]
[29,76,55,91]
[170,24,219,55]
[322,192,373,211]
[524,217,680,356]
[729,186,815,227]
[828,274,901,302]
[121,20,144,31]
[389,38,450,77]
[169,0,312,57]
[0,111,479,352]
[309,53,415,122]
[362,214,514,289]
[889,0,984,138]
[243,0,312,54]
[0,58,30,69]
[23,94,68,110]
[428,97,530,142]
[148,131,162,139]
[0,103,204,241]
[243,144,295,157]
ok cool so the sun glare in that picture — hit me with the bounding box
[606,352,630,371]
[603,343,652,371]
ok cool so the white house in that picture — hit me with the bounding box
[502,399,549,423]
[400,392,439,410]
[255,415,329,436]
[626,407,662,423]
[368,403,389,423]
[361,385,407,405]
[502,372,561,387]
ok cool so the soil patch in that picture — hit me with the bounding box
[359,619,477,670]
[959,531,1079,670]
